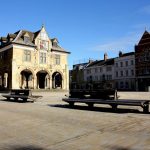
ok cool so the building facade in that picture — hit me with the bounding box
[114,51,135,90]
[135,31,150,91]
[0,26,70,90]
[84,54,115,88]
[71,62,89,84]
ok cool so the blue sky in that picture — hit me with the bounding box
[0,0,150,69]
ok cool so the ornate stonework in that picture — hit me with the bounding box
[0,26,70,90]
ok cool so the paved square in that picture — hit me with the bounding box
[0,91,150,150]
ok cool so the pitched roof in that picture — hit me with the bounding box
[87,58,114,68]
[137,30,150,45]
[73,62,89,70]
[120,52,135,57]
[13,30,36,47]
[0,28,70,54]
[51,45,70,54]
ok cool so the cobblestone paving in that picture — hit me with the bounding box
[0,91,150,150]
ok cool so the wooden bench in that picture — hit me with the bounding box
[62,98,150,113]
[2,89,33,102]
[70,89,118,100]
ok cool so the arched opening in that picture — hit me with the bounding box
[21,69,33,89]
[36,70,49,89]
[52,72,62,89]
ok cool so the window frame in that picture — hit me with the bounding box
[40,52,46,64]
[23,50,31,62]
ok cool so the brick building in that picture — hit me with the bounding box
[135,30,150,91]
[0,26,70,90]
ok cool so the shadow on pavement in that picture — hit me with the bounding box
[6,145,47,150]
[110,145,131,150]
[48,104,148,114]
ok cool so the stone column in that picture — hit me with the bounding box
[49,77,52,89]
[19,74,22,88]
[62,79,64,89]
[33,76,37,89]
[4,73,8,88]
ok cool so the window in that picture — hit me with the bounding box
[24,36,30,44]
[125,61,128,66]
[107,75,112,80]
[40,52,46,64]
[120,71,123,76]
[120,62,123,67]
[24,50,31,62]
[131,70,134,76]
[55,54,60,65]
[120,81,124,88]
[39,40,48,50]
[131,60,134,65]
[116,63,118,67]
[106,66,112,71]
[95,68,98,73]
[53,41,57,47]
[126,70,128,76]
[116,71,118,77]
[87,69,91,74]
[125,82,129,88]
[99,67,103,72]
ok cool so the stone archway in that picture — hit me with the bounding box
[21,69,33,89]
[52,72,62,89]
[36,70,49,89]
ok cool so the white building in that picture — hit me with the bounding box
[114,51,135,90]
[84,53,115,88]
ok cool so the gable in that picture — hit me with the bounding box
[24,32,30,37]
[138,31,150,45]
[36,26,49,41]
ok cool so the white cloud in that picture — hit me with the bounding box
[92,32,141,53]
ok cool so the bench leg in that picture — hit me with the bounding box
[111,104,118,111]
[14,98,18,101]
[87,103,94,108]
[23,98,27,102]
[69,102,74,107]
[7,97,10,100]
[143,105,149,113]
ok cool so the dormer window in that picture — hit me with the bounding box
[24,36,30,44]
[52,38,58,47]
[23,32,30,44]
[53,41,57,47]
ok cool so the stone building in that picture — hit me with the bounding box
[135,30,150,91]
[0,26,70,90]
[114,51,135,90]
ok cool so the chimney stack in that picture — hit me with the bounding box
[119,51,123,57]
[104,53,108,61]
[89,59,93,63]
